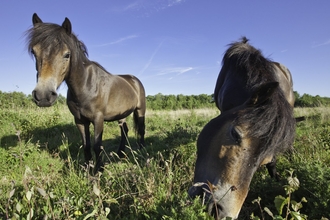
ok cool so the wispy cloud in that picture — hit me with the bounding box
[157,67,194,76]
[167,0,185,7]
[139,40,164,75]
[312,39,330,48]
[110,1,141,13]
[93,35,138,47]
[112,0,186,16]
[123,2,140,11]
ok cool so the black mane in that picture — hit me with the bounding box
[26,22,89,65]
[224,37,296,154]
[222,37,276,89]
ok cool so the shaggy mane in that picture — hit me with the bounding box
[223,37,296,154]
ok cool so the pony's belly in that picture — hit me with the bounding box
[103,108,135,121]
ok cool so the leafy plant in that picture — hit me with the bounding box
[251,169,308,220]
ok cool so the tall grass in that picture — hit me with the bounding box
[0,103,329,219]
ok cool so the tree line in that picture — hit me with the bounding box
[293,91,330,107]
[1,90,330,110]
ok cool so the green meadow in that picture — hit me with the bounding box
[1,93,330,219]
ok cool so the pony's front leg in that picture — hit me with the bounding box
[93,117,104,172]
[75,119,92,163]
[118,119,129,158]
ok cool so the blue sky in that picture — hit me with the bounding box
[1,1,330,97]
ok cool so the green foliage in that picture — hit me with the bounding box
[2,90,330,110]
[0,91,33,109]
[251,170,308,220]
[294,92,330,107]
[146,93,214,110]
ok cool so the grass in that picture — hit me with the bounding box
[0,103,330,219]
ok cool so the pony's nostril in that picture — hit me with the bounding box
[32,90,39,102]
[49,91,58,99]
[47,91,58,104]
[188,185,203,199]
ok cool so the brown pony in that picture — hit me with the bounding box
[26,13,146,172]
[188,37,296,219]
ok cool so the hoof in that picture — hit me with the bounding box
[94,160,104,173]
[117,150,125,158]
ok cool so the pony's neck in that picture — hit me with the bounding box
[65,55,90,99]
[65,57,112,101]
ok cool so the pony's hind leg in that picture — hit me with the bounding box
[133,110,145,148]
[118,119,129,158]
[137,116,145,148]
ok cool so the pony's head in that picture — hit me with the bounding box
[188,82,295,219]
[26,13,87,107]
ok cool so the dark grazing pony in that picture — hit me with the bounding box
[188,37,296,219]
[26,13,146,172]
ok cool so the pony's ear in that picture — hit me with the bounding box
[247,82,279,106]
[32,13,43,26]
[62,17,72,35]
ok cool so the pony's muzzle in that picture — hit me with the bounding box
[32,89,58,107]
[188,183,239,219]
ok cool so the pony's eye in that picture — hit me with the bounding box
[64,53,71,59]
[31,50,35,55]
[231,127,241,144]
